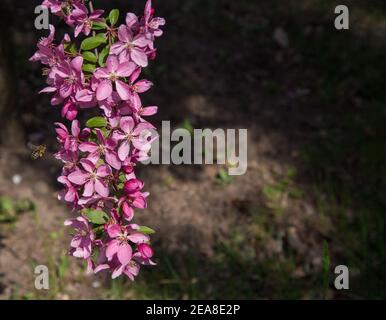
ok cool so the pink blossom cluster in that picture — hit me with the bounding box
[31,0,165,279]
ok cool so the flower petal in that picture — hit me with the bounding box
[117,243,132,265]
[68,170,87,185]
[106,55,119,73]
[115,80,131,101]
[97,165,112,178]
[83,180,95,197]
[130,47,148,67]
[105,151,122,170]
[96,80,113,101]
[107,224,121,238]
[122,202,134,221]
[80,159,95,173]
[118,140,131,161]
[127,232,149,244]
[116,62,136,78]
[79,142,98,153]
[95,179,109,197]
[106,239,119,261]
[120,116,135,133]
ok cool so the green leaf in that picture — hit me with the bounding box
[0,197,17,223]
[98,127,110,137]
[82,63,96,73]
[217,168,232,184]
[82,51,97,63]
[92,20,107,30]
[0,197,14,214]
[15,199,35,213]
[98,45,110,67]
[83,209,109,225]
[86,116,107,128]
[263,185,281,199]
[80,34,107,51]
[109,9,120,26]
[65,42,78,55]
[119,172,126,182]
[138,226,156,235]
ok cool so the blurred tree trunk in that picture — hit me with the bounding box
[0,1,22,146]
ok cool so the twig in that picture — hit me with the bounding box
[88,0,99,57]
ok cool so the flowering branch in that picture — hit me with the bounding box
[31,0,165,280]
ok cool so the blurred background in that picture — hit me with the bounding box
[0,0,385,299]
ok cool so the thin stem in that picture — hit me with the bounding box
[88,0,95,12]
[88,0,99,57]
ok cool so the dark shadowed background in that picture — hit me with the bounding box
[0,0,385,299]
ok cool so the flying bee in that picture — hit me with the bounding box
[27,143,47,160]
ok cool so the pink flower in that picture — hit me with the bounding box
[78,194,115,210]
[61,99,78,120]
[110,26,150,67]
[30,24,56,64]
[55,120,90,152]
[138,243,153,259]
[75,89,98,110]
[55,150,79,175]
[79,128,122,170]
[42,56,85,100]
[58,175,79,204]
[142,0,166,38]
[94,55,136,101]
[72,4,104,37]
[119,179,149,221]
[98,92,122,117]
[128,67,154,109]
[55,56,85,98]
[64,216,95,259]
[133,246,156,266]
[105,223,149,267]
[55,120,83,152]
[68,159,112,198]
[42,0,62,14]
[122,260,141,280]
[113,116,154,162]
[134,105,158,121]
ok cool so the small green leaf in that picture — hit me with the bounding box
[98,45,110,67]
[0,197,14,214]
[109,9,120,26]
[83,209,109,225]
[92,20,107,30]
[86,116,107,128]
[15,199,35,213]
[119,172,126,182]
[263,185,281,199]
[81,34,107,51]
[98,127,110,137]
[138,226,156,235]
[82,51,97,63]
[82,63,96,73]
[217,168,232,184]
[65,42,78,54]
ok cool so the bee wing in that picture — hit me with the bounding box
[27,142,38,151]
